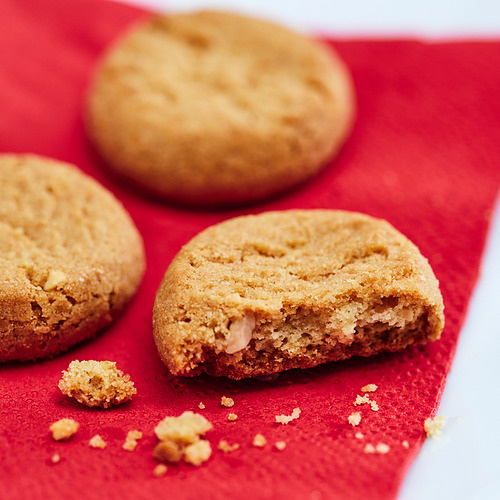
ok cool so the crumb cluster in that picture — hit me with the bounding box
[353,394,378,411]
[275,407,301,425]
[361,384,378,393]
[58,360,136,408]
[348,412,361,426]
[154,411,212,466]
[218,440,240,453]
[275,441,286,451]
[227,413,238,421]
[253,434,267,447]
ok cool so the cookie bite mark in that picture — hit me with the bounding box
[153,210,444,379]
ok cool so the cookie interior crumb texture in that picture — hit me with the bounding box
[153,210,445,379]
[86,10,355,206]
[0,154,145,362]
[58,360,136,408]
[154,411,213,466]
[50,418,79,441]
[424,415,447,439]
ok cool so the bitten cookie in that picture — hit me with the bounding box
[86,10,355,206]
[0,154,145,362]
[153,210,444,379]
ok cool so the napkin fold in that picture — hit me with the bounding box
[1,1,499,499]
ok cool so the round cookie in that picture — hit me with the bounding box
[0,154,145,362]
[86,10,355,206]
[153,210,444,379]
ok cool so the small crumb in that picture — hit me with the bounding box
[348,412,361,426]
[155,411,212,444]
[51,453,61,464]
[153,440,184,463]
[275,441,286,451]
[227,413,238,421]
[218,440,239,453]
[353,394,371,406]
[58,360,136,408]
[424,416,447,439]
[364,443,376,454]
[402,440,409,449]
[153,464,168,477]
[253,434,267,447]
[221,396,234,408]
[50,418,79,441]
[198,402,205,410]
[184,439,212,466]
[375,443,390,454]
[123,430,143,451]
[275,407,301,425]
[370,400,379,412]
[361,384,378,393]
[89,435,106,449]
[355,432,364,440]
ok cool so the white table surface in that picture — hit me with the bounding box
[117,1,500,498]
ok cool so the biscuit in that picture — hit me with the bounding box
[86,10,355,206]
[153,210,444,379]
[0,154,145,362]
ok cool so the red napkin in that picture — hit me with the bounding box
[1,1,499,499]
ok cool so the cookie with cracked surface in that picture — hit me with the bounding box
[153,210,444,379]
[0,154,145,362]
[86,10,355,206]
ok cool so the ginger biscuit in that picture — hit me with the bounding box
[153,210,444,379]
[86,10,355,206]
[0,154,145,362]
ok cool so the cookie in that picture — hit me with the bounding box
[0,154,145,362]
[86,10,355,206]
[153,210,444,379]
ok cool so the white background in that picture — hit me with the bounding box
[117,1,500,498]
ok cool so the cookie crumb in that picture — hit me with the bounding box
[123,430,142,451]
[50,418,79,441]
[363,443,376,454]
[198,402,205,410]
[58,360,136,408]
[402,440,409,449]
[353,394,371,406]
[154,411,213,467]
[184,439,212,466]
[51,453,61,464]
[370,400,379,412]
[375,443,390,454]
[153,464,168,477]
[348,412,361,426]
[275,441,286,451]
[227,413,238,421]
[154,440,184,463]
[253,434,267,447]
[424,416,446,439]
[218,440,239,453]
[89,435,107,449]
[355,432,364,440]
[275,407,301,425]
[221,396,235,408]
[361,384,378,393]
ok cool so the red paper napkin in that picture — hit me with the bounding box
[1,1,499,499]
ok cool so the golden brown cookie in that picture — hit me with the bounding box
[86,10,355,206]
[153,210,444,379]
[0,154,145,362]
